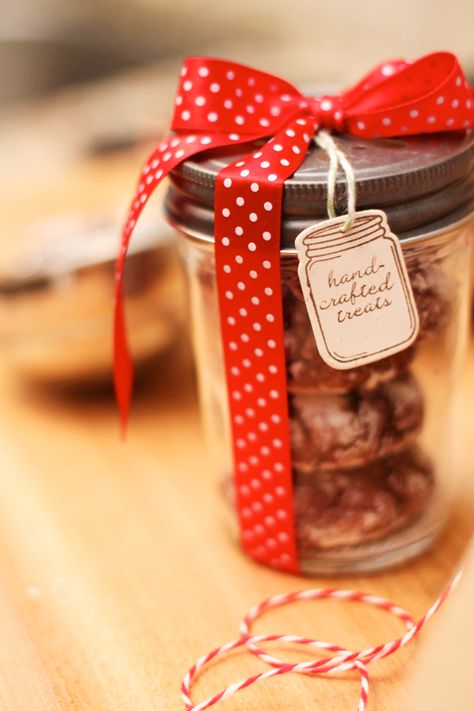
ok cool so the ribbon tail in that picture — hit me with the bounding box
[114,248,134,439]
[113,140,177,437]
[113,131,271,435]
[213,111,314,572]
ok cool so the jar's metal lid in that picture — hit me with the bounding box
[165,131,474,246]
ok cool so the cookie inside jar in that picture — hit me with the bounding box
[282,249,452,572]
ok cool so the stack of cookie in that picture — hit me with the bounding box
[282,256,452,557]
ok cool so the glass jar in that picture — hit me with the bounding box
[166,131,474,574]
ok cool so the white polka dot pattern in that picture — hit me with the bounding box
[341,52,474,136]
[170,55,474,142]
[114,127,276,429]
[114,52,474,572]
[215,112,315,571]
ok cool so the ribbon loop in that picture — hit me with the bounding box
[171,57,304,136]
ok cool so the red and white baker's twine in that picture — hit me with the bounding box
[182,634,370,711]
[182,570,462,711]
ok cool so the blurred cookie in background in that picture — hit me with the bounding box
[0,204,185,386]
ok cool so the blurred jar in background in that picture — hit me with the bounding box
[167,131,474,574]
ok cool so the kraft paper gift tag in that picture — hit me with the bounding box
[295,209,419,369]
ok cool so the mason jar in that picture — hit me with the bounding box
[165,131,474,574]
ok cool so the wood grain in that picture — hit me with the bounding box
[0,336,472,710]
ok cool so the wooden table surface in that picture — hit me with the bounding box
[0,66,473,711]
[0,341,473,711]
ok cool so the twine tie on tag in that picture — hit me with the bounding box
[314,129,357,232]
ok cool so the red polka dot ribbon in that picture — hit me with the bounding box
[115,52,474,572]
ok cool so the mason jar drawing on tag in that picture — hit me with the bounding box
[295,210,419,370]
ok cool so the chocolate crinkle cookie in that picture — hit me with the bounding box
[284,299,416,393]
[408,258,453,336]
[290,372,424,472]
[294,448,434,550]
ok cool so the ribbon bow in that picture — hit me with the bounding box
[115,52,473,571]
